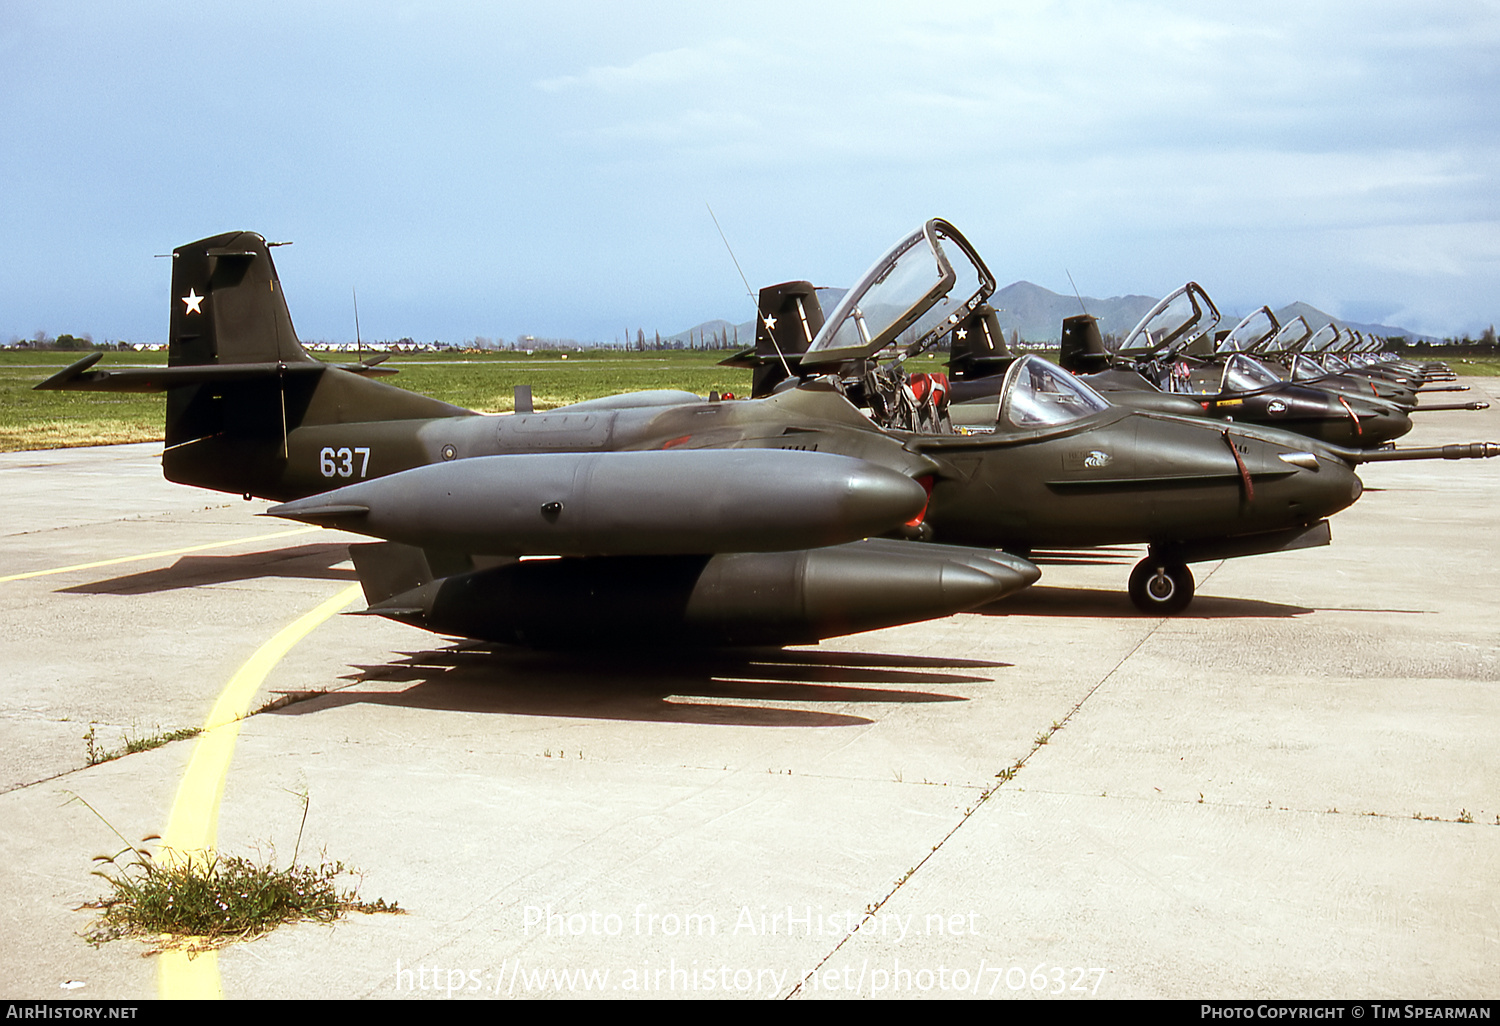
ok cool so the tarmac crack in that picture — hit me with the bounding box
[1006,786,1496,826]
[783,604,1187,998]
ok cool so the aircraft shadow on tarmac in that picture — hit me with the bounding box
[268,645,1011,728]
[59,544,356,594]
[976,585,1316,618]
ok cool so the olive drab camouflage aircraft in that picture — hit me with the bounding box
[713,223,1498,612]
[36,229,1037,646]
[38,223,1498,628]
[1045,283,1487,447]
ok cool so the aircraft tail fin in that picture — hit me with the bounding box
[716,281,825,397]
[168,232,317,368]
[946,304,1013,381]
[1059,313,1111,373]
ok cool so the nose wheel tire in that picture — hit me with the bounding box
[1128,559,1194,614]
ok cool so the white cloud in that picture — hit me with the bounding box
[6,1,1500,338]
[1323,220,1500,281]
[535,39,759,93]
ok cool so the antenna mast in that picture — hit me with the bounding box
[1066,269,1090,316]
[707,204,791,376]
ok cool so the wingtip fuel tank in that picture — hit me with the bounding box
[353,538,1040,648]
[266,448,930,557]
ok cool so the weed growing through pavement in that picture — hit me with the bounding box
[84,723,201,766]
[67,792,400,949]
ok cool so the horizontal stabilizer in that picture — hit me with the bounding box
[36,356,322,393]
[35,355,404,393]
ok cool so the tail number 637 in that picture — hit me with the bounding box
[319,446,371,479]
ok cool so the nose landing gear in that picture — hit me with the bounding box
[1128,558,1195,614]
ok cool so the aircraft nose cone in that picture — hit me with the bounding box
[1304,458,1362,517]
[1367,409,1412,445]
[1338,395,1411,446]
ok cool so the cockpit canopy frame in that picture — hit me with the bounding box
[998,353,1113,430]
[1114,281,1222,358]
[800,218,996,367]
[1217,306,1279,354]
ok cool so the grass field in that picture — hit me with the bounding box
[0,349,757,452]
[2,349,1496,453]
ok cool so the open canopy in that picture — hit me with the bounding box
[1303,324,1343,354]
[1114,282,1222,358]
[800,219,995,366]
[1258,315,1313,355]
[1217,306,1279,354]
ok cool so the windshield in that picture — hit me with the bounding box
[1291,354,1326,381]
[802,219,993,366]
[1324,354,1350,373]
[1222,353,1285,392]
[1000,355,1112,428]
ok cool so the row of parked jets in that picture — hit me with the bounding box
[37,220,1496,648]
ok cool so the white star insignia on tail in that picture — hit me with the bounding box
[181,289,204,315]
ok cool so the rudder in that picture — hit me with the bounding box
[169,232,315,367]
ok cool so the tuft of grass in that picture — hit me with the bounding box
[69,793,400,949]
[124,727,202,756]
[84,849,399,947]
[85,724,201,766]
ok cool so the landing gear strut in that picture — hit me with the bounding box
[1128,558,1194,614]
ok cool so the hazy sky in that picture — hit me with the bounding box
[3,1,1498,343]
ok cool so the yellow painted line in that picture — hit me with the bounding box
[157,582,365,1000]
[156,949,222,1000]
[0,526,320,584]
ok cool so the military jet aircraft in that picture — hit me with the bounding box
[1043,284,1486,446]
[38,224,1497,623]
[35,230,1040,647]
[715,230,1498,611]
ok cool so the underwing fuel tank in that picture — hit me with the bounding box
[356,539,1041,647]
[266,448,929,556]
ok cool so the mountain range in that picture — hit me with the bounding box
[669,282,1433,348]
